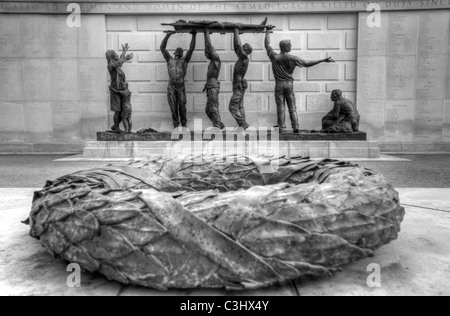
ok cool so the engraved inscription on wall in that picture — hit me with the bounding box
[2,1,450,14]
[358,10,450,145]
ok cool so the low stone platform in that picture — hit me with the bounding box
[84,140,380,159]
[97,131,368,142]
[87,131,377,159]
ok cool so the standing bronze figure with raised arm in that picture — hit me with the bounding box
[229,27,253,130]
[265,26,335,133]
[161,31,197,128]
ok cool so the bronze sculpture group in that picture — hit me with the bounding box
[106,19,360,134]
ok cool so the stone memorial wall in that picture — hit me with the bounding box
[1,0,450,152]
[0,14,107,152]
[358,10,450,152]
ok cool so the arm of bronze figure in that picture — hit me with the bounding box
[303,57,335,68]
[234,28,245,57]
[118,43,134,64]
[265,28,275,58]
[109,59,125,69]
[109,86,122,94]
[160,32,174,62]
[184,31,197,63]
[336,114,346,123]
[120,43,130,59]
[204,29,220,61]
[109,54,130,69]
[332,102,341,119]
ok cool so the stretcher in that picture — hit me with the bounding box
[162,18,275,34]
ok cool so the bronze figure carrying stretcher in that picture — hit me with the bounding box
[162,18,274,34]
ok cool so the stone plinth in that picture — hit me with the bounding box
[84,139,380,159]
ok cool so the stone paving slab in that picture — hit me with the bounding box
[0,188,449,296]
[294,196,450,296]
[0,189,122,296]
[396,188,450,213]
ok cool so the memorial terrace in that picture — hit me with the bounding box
[1,0,450,154]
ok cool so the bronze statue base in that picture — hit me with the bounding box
[97,131,368,142]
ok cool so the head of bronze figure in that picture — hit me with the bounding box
[174,47,184,58]
[279,40,292,53]
[120,81,129,90]
[331,89,343,101]
[105,50,119,62]
[243,43,253,55]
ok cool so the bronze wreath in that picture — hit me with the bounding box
[27,155,404,290]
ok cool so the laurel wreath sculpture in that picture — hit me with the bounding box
[27,155,404,290]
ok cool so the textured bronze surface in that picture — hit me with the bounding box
[97,131,368,141]
[265,27,335,133]
[160,31,196,128]
[229,28,252,129]
[106,43,134,133]
[322,90,360,134]
[162,19,274,34]
[27,155,404,290]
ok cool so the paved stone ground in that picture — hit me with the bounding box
[0,154,449,296]
[0,154,449,188]
[0,188,448,296]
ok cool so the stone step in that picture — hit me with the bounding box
[84,140,380,159]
